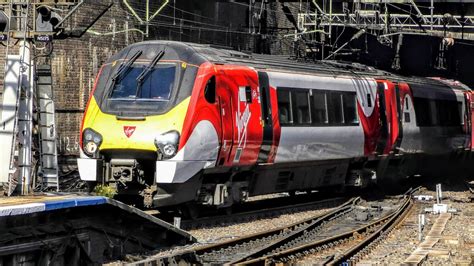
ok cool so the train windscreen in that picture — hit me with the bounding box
[110,64,176,101]
[92,43,201,117]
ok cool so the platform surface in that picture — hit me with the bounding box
[0,193,108,216]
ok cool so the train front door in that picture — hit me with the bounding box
[216,73,234,166]
[222,67,263,166]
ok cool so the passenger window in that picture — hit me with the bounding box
[414,95,462,127]
[277,89,292,125]
[328,92,344,124]
[414,97,439,127]
[437,100,461,126]
[312,91,328,124]
[293,91,311,124]
[204,76,216,104]
[343,93,358,124]
[414,97,433,126]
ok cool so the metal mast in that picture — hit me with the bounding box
[0,0,113,195]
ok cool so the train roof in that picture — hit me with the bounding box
[111,40,471,92]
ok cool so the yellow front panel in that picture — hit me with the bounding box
[82,97,190,151]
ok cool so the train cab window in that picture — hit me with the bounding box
[312,91,328,124]
[277,89,293,125]
[293,91,311,124]
[343,93,358,124]
[204,76,216,104]
[110,64,176,100]
[328,92,344,124]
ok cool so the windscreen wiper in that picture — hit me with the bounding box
[111,50,143,82]
[135,50,165,97]
[136,50,165,83]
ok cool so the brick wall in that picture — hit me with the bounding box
[46,1,143,156]
[0,0,263,172]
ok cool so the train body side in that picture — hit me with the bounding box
[77,41,473,209]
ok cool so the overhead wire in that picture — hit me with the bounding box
[165,4,219,23]
[146,20,254,35]
[122,1,316,53]
[128,6,229,29]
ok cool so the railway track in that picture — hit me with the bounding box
[258,187,419,265]
[180,196,347,230]
[261,191,415,265]
[127,197,357,265]
[128,188,420,265]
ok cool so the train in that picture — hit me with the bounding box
[78,40,474,212]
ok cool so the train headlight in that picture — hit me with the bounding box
[154,131,179,159]
[85,142,98,154]
[82,128,102,157]
[162,144,177,157]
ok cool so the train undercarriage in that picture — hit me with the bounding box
[88,148,474,218]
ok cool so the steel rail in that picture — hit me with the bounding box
[129,197,358,265]
[239,194,414,265]
[327,195,414,265]
[228,199,357,264]
[193,198,359,256]
[181,196,348,230]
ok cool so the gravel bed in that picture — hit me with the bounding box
[108,180,474,265]
[354,186,474,265]
[109,204,335,264]
[188,207,333,243]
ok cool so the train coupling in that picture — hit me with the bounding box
[109,158,143,183]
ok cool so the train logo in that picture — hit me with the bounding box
[236,86,252,150]
[123,126,136,138]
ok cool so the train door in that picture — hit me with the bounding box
[392,84,403,152]
[381,81,403,154]
[375,82,389,155]
[257,72,275,163]
[216,73,234,166]
[353,77,378,156]
[466,92,473,150]
[397,82,420,152]
[465,91,474,151]
[222,67,263,166]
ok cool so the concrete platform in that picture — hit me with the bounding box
[0,193,196,264]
